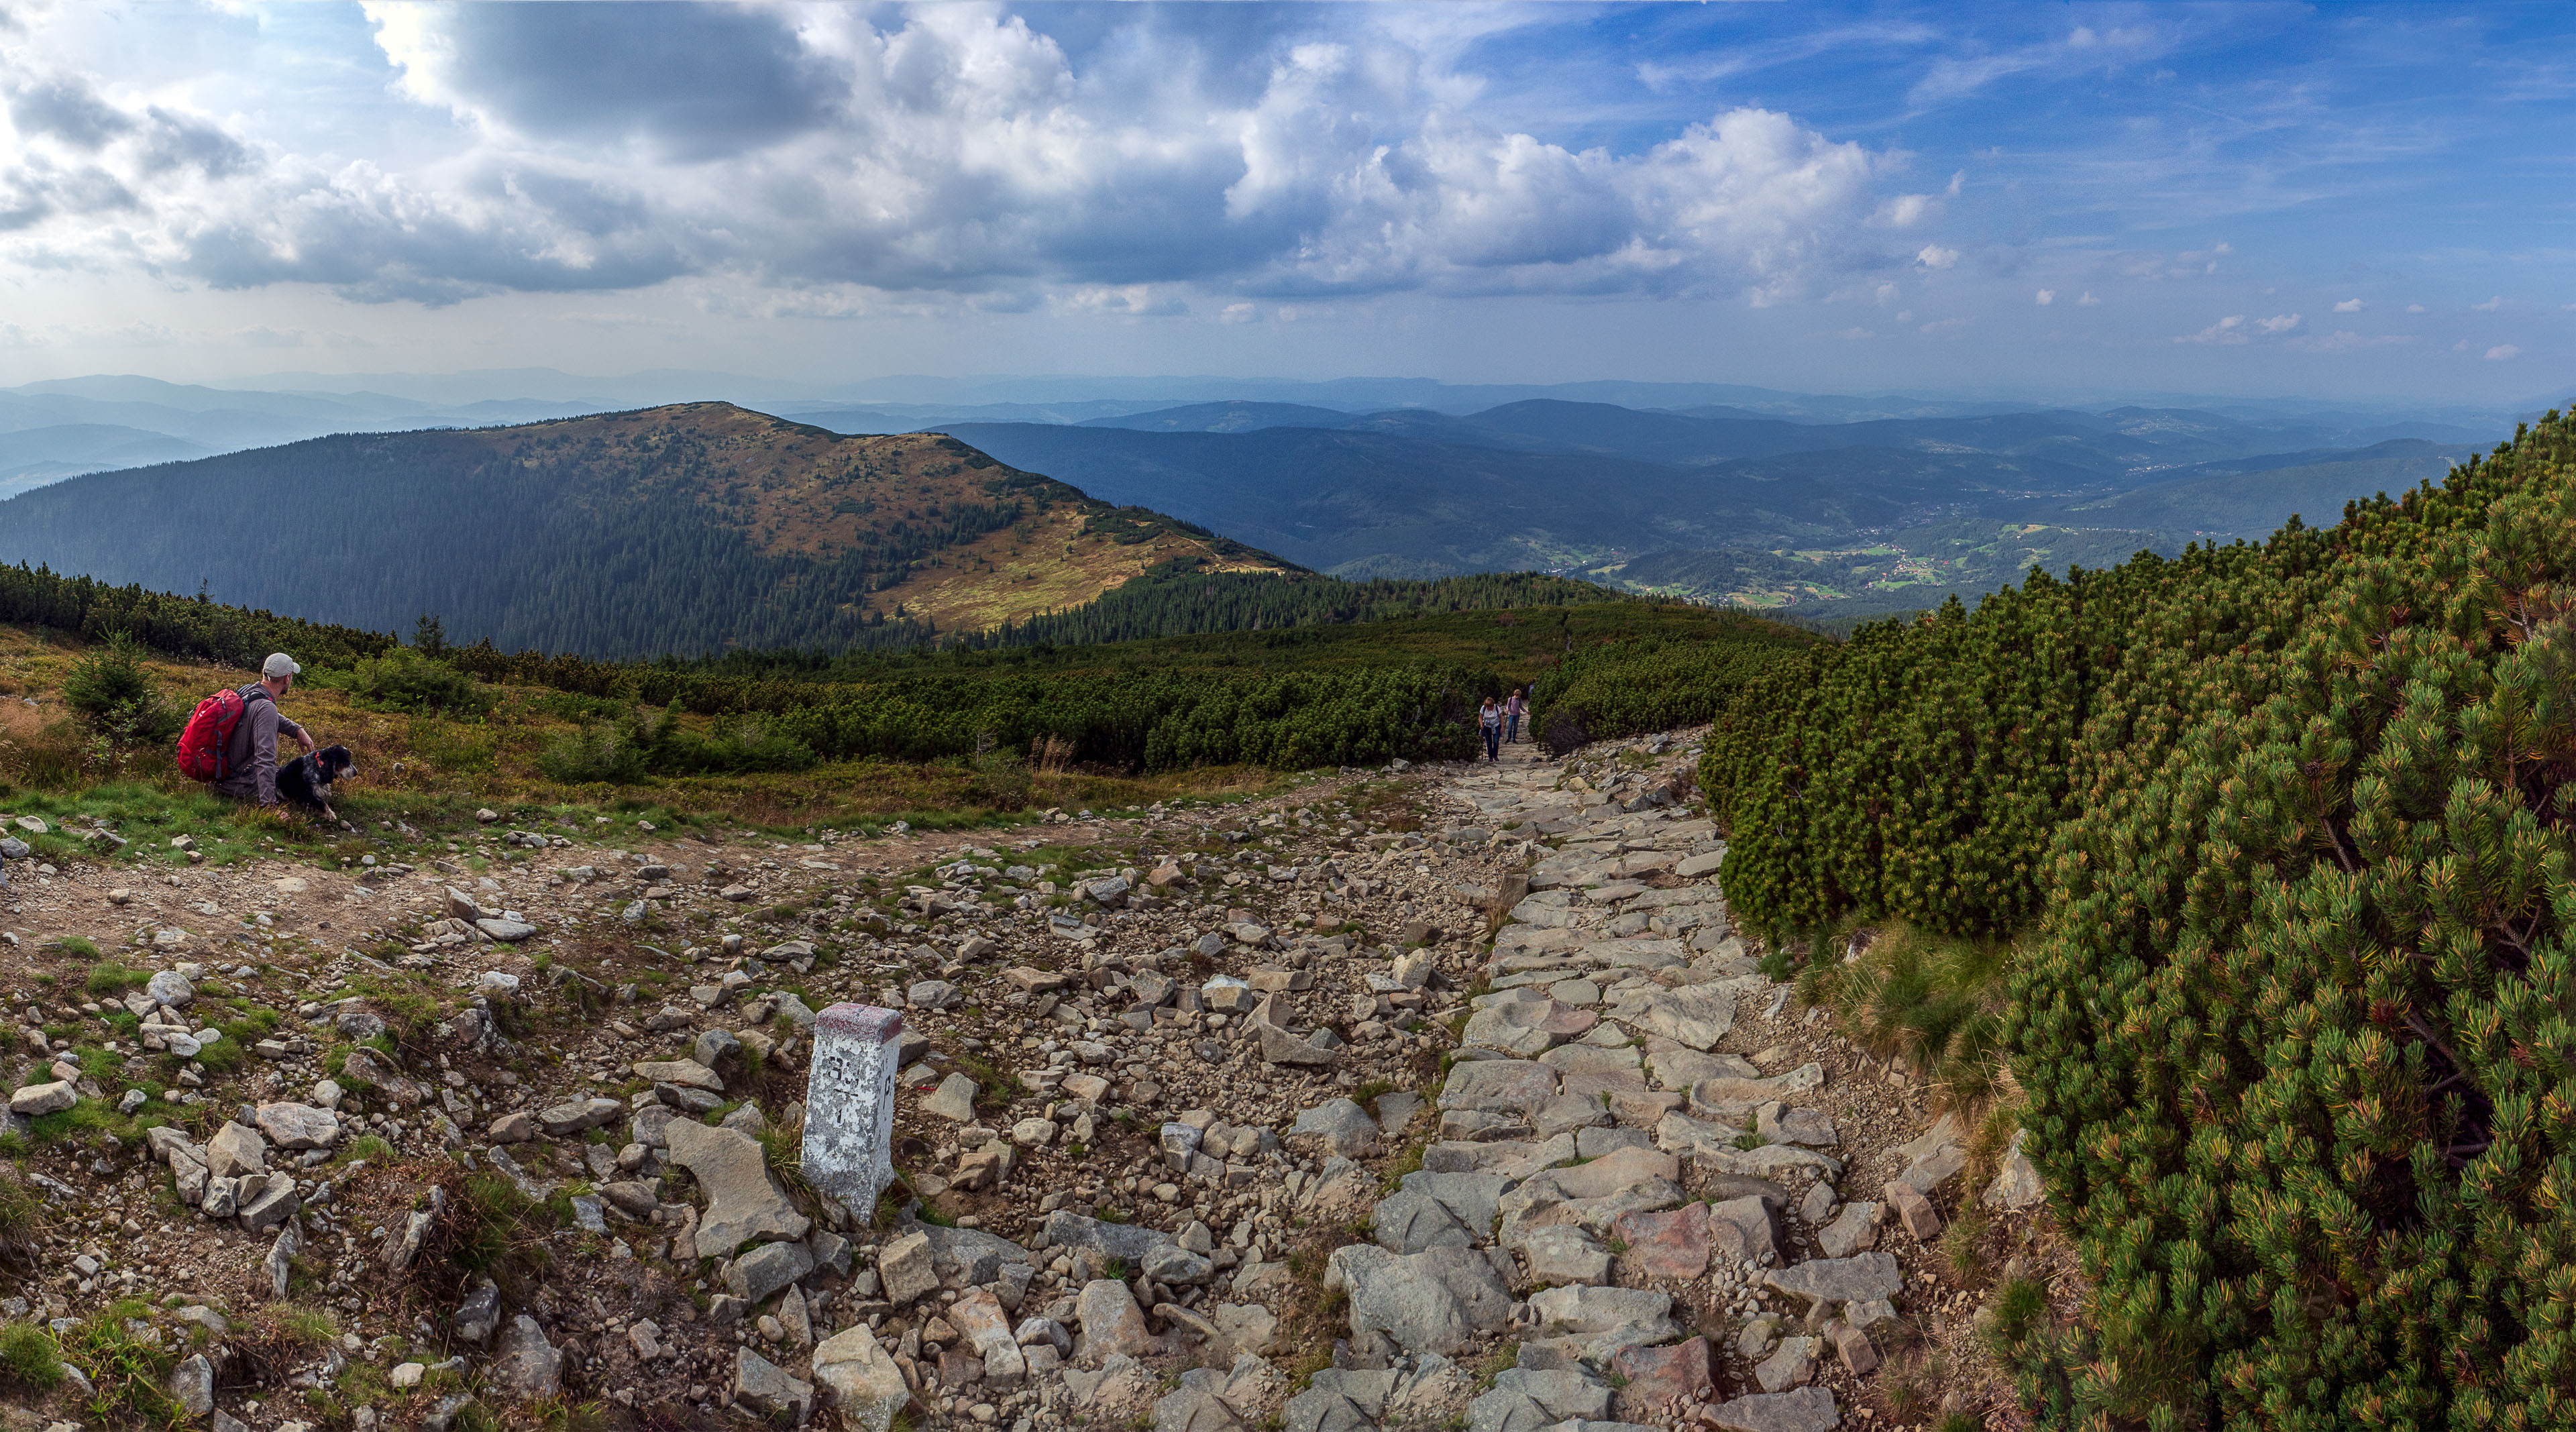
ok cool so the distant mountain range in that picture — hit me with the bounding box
[0,368,2531,629]
[920,400,2489,587]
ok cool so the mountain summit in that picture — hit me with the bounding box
[0,402,1290,658]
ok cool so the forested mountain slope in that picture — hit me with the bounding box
[0,404,1290,659]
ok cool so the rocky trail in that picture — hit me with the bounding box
[0,726,2048,1432]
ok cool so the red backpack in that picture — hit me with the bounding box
[175,685,266,781]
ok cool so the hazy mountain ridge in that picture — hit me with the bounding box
[0,404,1293,659]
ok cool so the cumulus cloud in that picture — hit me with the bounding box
[2333,298,2363,313]
[2076,290,2100,306]
[2472,295,2502,311]
[2177,313,2298,345]
[0,3,1900,309]
[2485,344,2520,361]
[1915,244,1959,270]
[2034,288,2053,305]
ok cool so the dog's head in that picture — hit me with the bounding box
[312,745,357,783]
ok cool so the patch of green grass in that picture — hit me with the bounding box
[270,1304,339,1347]
[1940,1205,1991,1280]
[335,1135,396,1164]
[61,1298,178,1427]
[0,1320,63,1389]
[446,1172,561,1299]
[83,958,146,995]
[24,1094,167,1151]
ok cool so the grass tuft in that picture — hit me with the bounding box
[0,1320,63,1389]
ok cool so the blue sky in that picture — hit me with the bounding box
[1,1,2571,402]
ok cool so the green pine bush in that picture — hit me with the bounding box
[1698,409,2576,1425]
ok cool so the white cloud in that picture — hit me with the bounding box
[1875,192,1933,227]
[0,5,1900,309]
[2034,288,2053,305]
[1915,243,1959,270]
[1919,316,1968,336]
[2407,303,2426,313]
[1218,302,1261,324]
[2485,344,2520,361]
[2076,290,2100,306]
[2255,313,2300,334]
[2333,298,2363,313]
[1911,23,2162,106]
[2472,295,2503,311]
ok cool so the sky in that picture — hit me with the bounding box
[1,1,2573,403]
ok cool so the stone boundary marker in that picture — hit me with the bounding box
[803,1003,904,1214]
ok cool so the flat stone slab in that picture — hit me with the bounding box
[1540,1043,1640,1076]
[1438,1060,1559,1113]
[1689,1064,1825,1115]
[665,1119,810,1257]
[1705,1386,1839,1432]
[1763,1252,1902,1315]
[1613,1337,1716,1417]
[1326,1244,1515,1355]
[635,1058,725,1091]
[1460,995,1597,1056]
[1619,986,1735,1050]
[1646,1046,1758,1093]
[1518,1224,1613,1285]
[1522,1284,1680,1364]
[1613,1203,1711,1281]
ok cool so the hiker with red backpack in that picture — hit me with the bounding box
[176,653,315,808]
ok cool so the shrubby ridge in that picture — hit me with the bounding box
[1684,410,2576,1424]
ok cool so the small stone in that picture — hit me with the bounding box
[168,1353,215,1417]
[1829,1321,1879,1376]
[254,1101,341,1150]
[1287,1099,1379,1158]
[8,1082,74,1117]
[1754,1335,1817,1393]
[813,1325,910,1432]
[205,1121,268,1179]
[732,1348,814,1421]
[879,1231,938,1306]
[1075,1278,1155,1360]
[490,1316,564,1400]
[922,1072,981,1122]
[1885,1180,1943,1242]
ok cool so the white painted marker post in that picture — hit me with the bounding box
[803,1003,905,1216]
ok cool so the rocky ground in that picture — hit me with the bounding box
[0,728,2057,1432]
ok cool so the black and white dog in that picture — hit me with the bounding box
[277,744,357,821]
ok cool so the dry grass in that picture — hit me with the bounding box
[0,626,1290,836]
[878,505,1285,635]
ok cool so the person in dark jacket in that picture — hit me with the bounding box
[210,653,316,808]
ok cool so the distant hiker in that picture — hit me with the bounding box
[1479,696,1503,762]
[177,653,317,809]
[1505,687,1527,745]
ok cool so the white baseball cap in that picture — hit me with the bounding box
[262,653,301,679]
